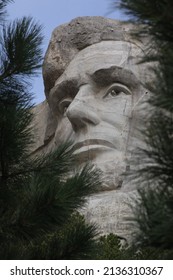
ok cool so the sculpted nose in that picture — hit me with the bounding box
[66,87,100,131]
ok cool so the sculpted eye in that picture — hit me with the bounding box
[104,83,132,99]
[59,98,72,116]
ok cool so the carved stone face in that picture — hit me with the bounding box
[48,41,145,190]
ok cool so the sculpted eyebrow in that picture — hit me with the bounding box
[91,66,140,89]
[51,79,78,102]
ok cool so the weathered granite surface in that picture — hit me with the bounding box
[31,17,151,240]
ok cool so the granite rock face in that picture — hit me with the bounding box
[32,17,151,240]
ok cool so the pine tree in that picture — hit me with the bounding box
[112,0,173,257]
[0,0,100,259]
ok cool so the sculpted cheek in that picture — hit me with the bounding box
[98,96,132,128]
[54,118,74,145]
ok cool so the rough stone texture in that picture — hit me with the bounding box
[81,190,137,240]
[32,17,151,240]
[30,101,57,154]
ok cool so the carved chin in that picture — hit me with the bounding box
[101,173,124,191]
[96,159,126,191]
[74,147,127,191]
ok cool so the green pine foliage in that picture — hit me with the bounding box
[96,234,136,260]
[0,0,13,22]
[113,0,173,258]
[0,1,100,259]
[27,213,98,260]
[96,233,173,260]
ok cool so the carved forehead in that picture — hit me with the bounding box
[43,16,139,98]
[54,41,142,86]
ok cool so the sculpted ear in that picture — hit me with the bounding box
[31,100,57,153]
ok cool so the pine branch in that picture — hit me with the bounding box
[0,0,13,23]
[0,16,43,80]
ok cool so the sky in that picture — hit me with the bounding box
[7,0,127,104]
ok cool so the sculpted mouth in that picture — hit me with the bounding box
[72,139,115,153]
